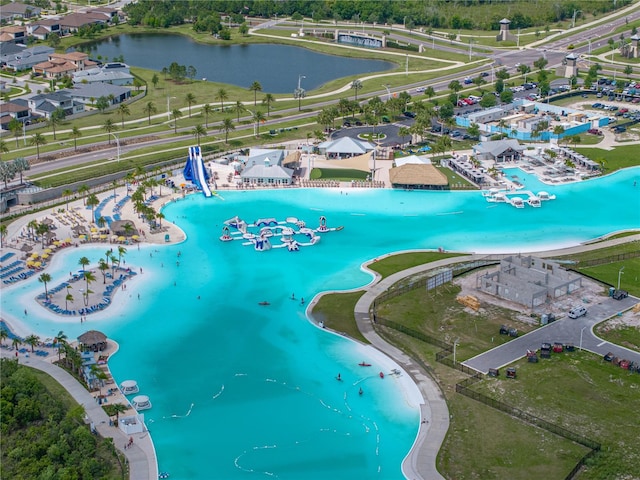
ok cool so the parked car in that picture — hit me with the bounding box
[403,111,416,118]
[587,128,602,135]
[342,121,351,127]
[614,126,627,133]
[480,72,489,77]
[568,306,588,319]
[613,289,629,300]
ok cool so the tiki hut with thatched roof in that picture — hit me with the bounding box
[78,330,108,352]
[388,163,449,190]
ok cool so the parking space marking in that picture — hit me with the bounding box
[597,341,607,347]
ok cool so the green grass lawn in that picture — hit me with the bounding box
[309,168,369,181]
[311,291,368,344]
[367,251,465,278]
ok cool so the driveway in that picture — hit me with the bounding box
[464,295,640,373]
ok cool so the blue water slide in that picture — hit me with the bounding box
[183,146,212,197]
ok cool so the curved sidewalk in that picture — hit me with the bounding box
[0,351,157,480]
[352,234,640,480]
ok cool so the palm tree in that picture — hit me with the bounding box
[102,118,117,143]
[0,139,8,156]
[70,126,82,151]
[25,334,40,352]
[262,93,275,117]
[351,79,363,101]
[157,212,165,227]
[249,81,262,106]
[110,403,129,424]
[38,272,52,298]
[234,100,244,122]
[65,290,74,312]
[0,329,8,347]
[398,126,410,145]
[201,104,213,128]
[0,224,7,248]
[49,107,65,140]
[251,110,265,137]
[13,157,29,184]
[185,93,196,117]
[171,108,182,133]
[86,193,99,223]
[215,88,228,111]
[79,256,90,272]
[36,222,50,248]
[220,118,235,143]
[30,133,47,159]
[191,124,207,146]
[117,246,127,266]
[82,271,96,306]
[78,184,89,205]
[98,259,109,284]
[12,337,22,352]
[117,103,130,128]
[54,331,67,359]
[143,101,157,125]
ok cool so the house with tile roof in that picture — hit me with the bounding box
[32,51,97,79]
[0,25,27,44]
[0,2,41,21]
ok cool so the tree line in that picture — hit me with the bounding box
[123,0,631,33]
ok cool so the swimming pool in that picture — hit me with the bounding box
[3,167,639,479]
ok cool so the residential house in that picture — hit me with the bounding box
[0,100,31,130]
[0,2,42,22]
[2,45,54,72]
[73,62,134,86]
[58,12,108,35]
[25,18,62,40]
[32,51,97,79]
[65,83,131,106]
[27,91,83,118]
[0,25,27,44]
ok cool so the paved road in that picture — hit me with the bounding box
[464,295,640,374]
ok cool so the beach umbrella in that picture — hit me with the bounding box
[34,261,42,267]
[26,260,34,267]
[91,227,97,233]
[41,253,49,259]
[64,238,72,244]
[44,248,52,253]
[53,240,61,246]
[31,252,39,258]
[117,236,126,242]
[132,235,139,241]
[99,234,108,240]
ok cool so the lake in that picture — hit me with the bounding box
[77,34,395,93]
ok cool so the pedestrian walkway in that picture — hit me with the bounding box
[0,351,157,480]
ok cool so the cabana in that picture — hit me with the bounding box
[78,330,107,352]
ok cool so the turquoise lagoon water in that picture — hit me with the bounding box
[2,167,639,479]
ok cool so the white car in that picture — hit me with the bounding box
[568,306,588,319]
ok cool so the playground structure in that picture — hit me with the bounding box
[183,146,212,197]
